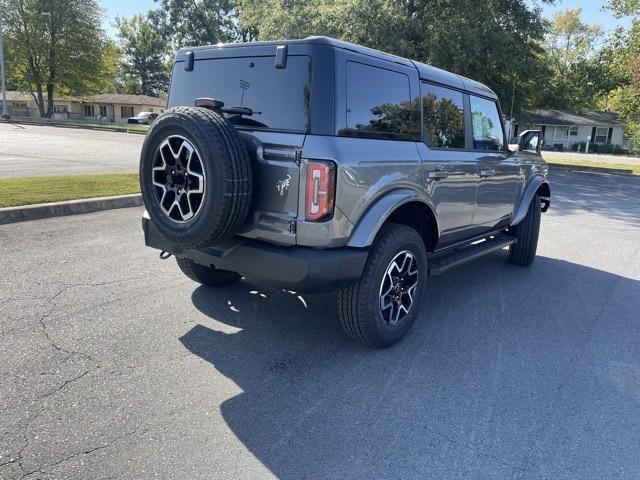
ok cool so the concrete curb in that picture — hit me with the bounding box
[0,194,143,225]
[1,118,148,135]
[548,163,636,176]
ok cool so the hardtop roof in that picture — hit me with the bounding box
[176,36,498,100]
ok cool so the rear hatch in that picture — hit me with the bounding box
[168,45,312,245]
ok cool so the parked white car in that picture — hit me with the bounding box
[127,112,159,125]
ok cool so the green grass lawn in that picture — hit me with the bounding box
[88,123,149,133]
[542,157,640,174]
[0,174,141,208]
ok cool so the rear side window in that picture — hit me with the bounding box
[169,55,311,132]
[342,61,419,141]
[469,95,505,151]
[422,83,465,149]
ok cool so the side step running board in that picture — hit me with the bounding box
[428,234,516,276]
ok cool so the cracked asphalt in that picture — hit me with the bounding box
[1,170,639,479]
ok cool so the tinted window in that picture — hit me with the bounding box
[470,96,504,150]
[422,83,465,148]
[169,55,311,132]
[342,62,419,140]
[523,134,539,151]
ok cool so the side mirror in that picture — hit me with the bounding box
[518,130,542,152]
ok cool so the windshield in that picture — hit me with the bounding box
[169,55,311,132]
[138,112,151,118]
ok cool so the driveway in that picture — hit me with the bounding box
[0,123,143,178]
[1,170,639,479]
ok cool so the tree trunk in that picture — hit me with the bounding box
[31,90,46,118]
[140,67,147,96]
[46,81,54,118]
[45,14,58,118]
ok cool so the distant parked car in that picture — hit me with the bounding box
[127,112,159,125]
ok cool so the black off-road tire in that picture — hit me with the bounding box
[140,106,252,248]
[337,223,427,348]
[508,194,541,266]
[176,257,242,287]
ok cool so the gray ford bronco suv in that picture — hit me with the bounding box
[140,37,550,348]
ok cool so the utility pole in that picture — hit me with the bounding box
[0,17,9,120]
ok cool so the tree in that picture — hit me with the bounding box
[94,39,123,94]
[607,19,640,153]
[0,0,109,117]
[607,0,640,16]
[235,0,553,118]
[545,9,602,77]
[535,8,615,110]
[116,14,170,97]
[151,0,238,47]
[408,0,553,118]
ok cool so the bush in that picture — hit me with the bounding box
[600,144,614,154]
[625,122,640,155]
[571,141,586,152]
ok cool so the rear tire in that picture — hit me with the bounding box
[176,257,242,287]
[338,223,427,348]
[508,194,541,266]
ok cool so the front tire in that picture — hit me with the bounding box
[338,223,427,348]
[508,194,541,266]
[176,257,242,287]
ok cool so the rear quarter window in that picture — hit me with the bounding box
[168,55,311,132]
[341,61,419,141]
[422,83,465,149]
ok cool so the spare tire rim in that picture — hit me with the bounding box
[152,135,205,223]
[379,250,419,326]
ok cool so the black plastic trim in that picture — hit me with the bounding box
[185,51,194,71]
[143,216,368,291]
[428,233,516,276]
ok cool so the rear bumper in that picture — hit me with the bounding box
[142,215,368,291]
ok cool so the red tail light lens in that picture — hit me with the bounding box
[305,160,336,221]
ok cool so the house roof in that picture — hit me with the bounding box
[5,91,71,102]
[83,94,166,107]
[4,91,166,107]
[530,109,626,127]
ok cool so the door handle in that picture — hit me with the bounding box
[479,169,496,178]
[427,170,449,180]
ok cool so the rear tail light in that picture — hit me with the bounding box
[305,160,336,221]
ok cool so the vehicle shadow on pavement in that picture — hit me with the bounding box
[180,253,640,479]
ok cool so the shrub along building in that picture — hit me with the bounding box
[511,110,627,152]
[4,91,166,124]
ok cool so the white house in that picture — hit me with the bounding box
[4,91,166,124]
[80,94,166,123]
[511,109,626,151]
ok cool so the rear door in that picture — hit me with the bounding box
[416,82,478,246]
[169,49,312,245]
[468,95,522,229]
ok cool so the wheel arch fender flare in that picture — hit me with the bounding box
[346,189,440,248]
[511,176,550,226]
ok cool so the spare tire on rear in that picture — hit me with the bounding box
[139,106,253,248]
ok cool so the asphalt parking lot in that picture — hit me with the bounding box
[0,123,142,178]
[1,169,639,479]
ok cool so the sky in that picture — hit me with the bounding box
[540,0,633,33]
[100,0,156,37]
[99,0,634,39]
